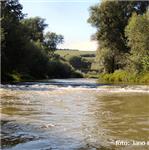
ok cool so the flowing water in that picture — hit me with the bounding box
[1,79,149,150]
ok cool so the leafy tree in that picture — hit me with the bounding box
[125,12,149,73]
[1,0,81,82]
[1,0,24,22]
[1,0,25,79]
[1,0,49,81]
[44,32,64,52]
[88,0,149,73]
[22,41,49,79]
[69,56,91,72]
[1,27,5,49]
[21,17,48,42]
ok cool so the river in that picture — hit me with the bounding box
[1,79,149,150]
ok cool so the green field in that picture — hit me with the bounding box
[56,49,96,62]
[55,49,97,74]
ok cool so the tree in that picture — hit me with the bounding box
[125,12,149,73]
[1,0,24,22]
[69,56,91,72]
[1,0,49,80]
[1,0,80,82]
[88,0,149,73]
[22,41,49,79]
[44,32,64,52]
[21,17,48,42]
[1,0,25,79]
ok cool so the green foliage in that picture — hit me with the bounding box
[55,50,96,73]
[55,50,95,60]
[1,0,24,22]
[140,72,149,83]
[1,28,5,43]
[7,72,22,82]
[125,12,149,73]
[88,0,149,73]
[22,41,49,79]
[96,47,116,73]
[56,50,95,72]
[44,32,64,52]
[1,0,81,82]
[84,73,99,79]
[1,0,26,80]
[2,1,45,81]
[47,60,82,78]
[68,56,91,72]
[71,70,83,78]
[21,17,48,42]
[142,55,149,71]
[125,13,149,53]
[99,70,149,84]
[95,47,128,73]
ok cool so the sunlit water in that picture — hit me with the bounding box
[1,79,149,150]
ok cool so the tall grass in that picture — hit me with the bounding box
[99,70,149,84]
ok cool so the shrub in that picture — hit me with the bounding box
[99,70,149,84]
[47,60,83,78]
[139,72,149,83]
[68,56,91,72]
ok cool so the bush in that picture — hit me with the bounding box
[125,12,149,73]
[99,70,149,84]
[68,56,91,72]
[21,41,49,79]
[139,72,149,83]
[47,60,83,78]
[5,72,22,82]
[71,70,83,78]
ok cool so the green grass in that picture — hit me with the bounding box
[99,70,149,84]
[55,49,96,62]
[84,73,100,78]
[10,73,22,82]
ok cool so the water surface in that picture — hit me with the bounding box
[1,79,149,150]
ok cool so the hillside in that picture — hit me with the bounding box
[56,49,96,61]
[56,49,96,74]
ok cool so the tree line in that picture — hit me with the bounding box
[88,0,149,83]
[1,0,82,82]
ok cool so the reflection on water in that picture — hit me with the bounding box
[1,79,149,150]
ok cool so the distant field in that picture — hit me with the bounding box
[56,49,96,62]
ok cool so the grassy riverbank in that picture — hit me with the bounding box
[55,49,95,60]
[98,70,149,84]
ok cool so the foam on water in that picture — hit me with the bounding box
[1,79,149,93]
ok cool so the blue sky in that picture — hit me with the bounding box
[20,0,100,51]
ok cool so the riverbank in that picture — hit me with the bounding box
[3,70,149,85]
[98,70,149,84]
[2,73,98,84]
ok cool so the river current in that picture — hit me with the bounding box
[1,79,149,150]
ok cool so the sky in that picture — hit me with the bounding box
[20,0,100,51]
